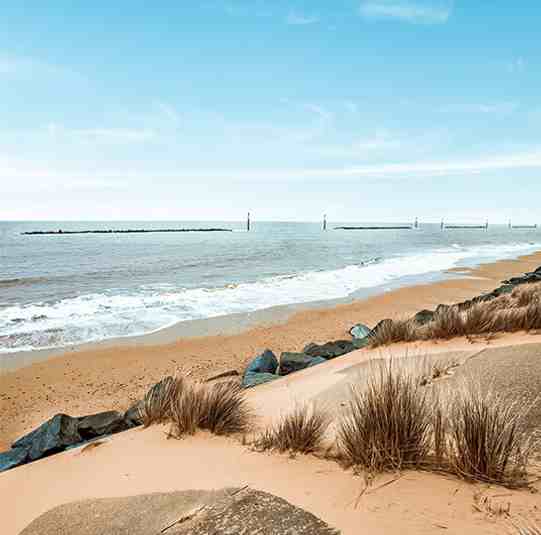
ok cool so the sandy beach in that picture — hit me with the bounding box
[2,251,541,451]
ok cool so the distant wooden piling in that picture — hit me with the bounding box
[323,214,327,231]
[247,212,251,232]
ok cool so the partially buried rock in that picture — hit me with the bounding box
[77,411,128,439]
[12,414,81,462]
[278,352,326,376]
[304,340,357,359]
[244,349,278,375]
[20,488,339,535]
[123,401,144,428]
[349,322,374,342]
[0,447,28,473]
[242,371,279,388]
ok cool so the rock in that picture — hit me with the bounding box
[12,414,81,461]
[303,340,356,359]
[205,369,240,382]
[20,488,339,535]
[244,349,278,375]
[123,401,144,428]
[242,372,280,388]
[413,309,434,325]
[0,447,28,473]
[77,411,128,439]
[349,322,374,341]
[278,352,327,376]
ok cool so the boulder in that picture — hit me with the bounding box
[123,401,144,428]
[413,309,434,325]
[242,372,280,388]
[12,414,81,461]
[0,447,28,473]
[77,411,128,439]
[20,488,339,535]
[349,322,374,342]
[244,349,278,375]
[303,340,356,359]
[278,352,326,376]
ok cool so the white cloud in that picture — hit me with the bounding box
[155,101,181,124]
[359,0,453,24]
[286,11,319,25]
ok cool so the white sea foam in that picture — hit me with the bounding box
[1,241,540,353]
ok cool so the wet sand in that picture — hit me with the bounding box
[1,251,541,450]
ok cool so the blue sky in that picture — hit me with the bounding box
[1,1,540,222]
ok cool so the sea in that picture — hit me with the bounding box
[1,220,540,354]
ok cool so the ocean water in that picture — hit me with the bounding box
[1,220,540,354]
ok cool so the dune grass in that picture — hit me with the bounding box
[440,381,537,488]
[337,360,434,473]
[254,404,330,454]
[370,282,541,347]
[141,375,251,437]
[336,360,538,488]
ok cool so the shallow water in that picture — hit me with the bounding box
[1,220,540,353]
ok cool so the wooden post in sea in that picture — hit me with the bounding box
[247,212,251,232]
[441,219,445,231]
[414,217,419,229]
[323,214,327,231]
[485,220,489,231]
[509,219,512,229]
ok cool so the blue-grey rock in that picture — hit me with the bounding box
[77,411,128,439]
[349,323,373,340]
[0,447,28,473]
[12,414,81,461]
[278,353,327,376]
[242,372,279,388]
[244,349,278,375]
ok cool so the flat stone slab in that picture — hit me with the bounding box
[20,488,339,535]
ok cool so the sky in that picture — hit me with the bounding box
[1,1,541,222]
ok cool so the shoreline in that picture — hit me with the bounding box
[1,251,541,450]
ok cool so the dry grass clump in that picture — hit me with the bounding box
[254,404,330,454]
[436,381,538,488]
[511,519,541,534]
[370,282,541,347]
[141,375,251,437]
[337,360,434,473]
[169,379,251,438]
[370,319,417,348]
[141,376,178,427]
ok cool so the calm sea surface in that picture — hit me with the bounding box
[1,220,540,353]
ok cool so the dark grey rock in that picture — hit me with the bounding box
[20,488,339,535]
[413,309,434,325]
[244,349,278,375]
[242,372,280,388]
[303,340,356,359]
[123,401,144,428]
[0,447,28,473]
[12,414,81,461]
[278,352,326,376]
[77,411,128,439]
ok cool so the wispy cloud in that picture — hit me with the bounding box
[286,11,319,25]
[359,0,453,24]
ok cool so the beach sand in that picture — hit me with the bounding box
[1,251,541,451]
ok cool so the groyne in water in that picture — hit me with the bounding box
[22,228,233,236]
[334,226,412,230]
